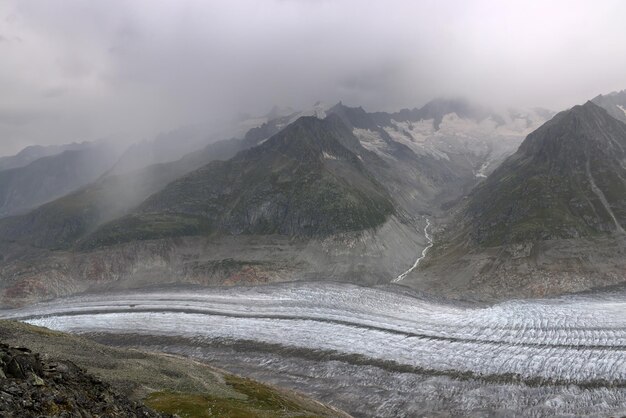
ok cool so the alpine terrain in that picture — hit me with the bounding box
[3,3,626,417]
[0,98,547,307]
[410,100,626,300]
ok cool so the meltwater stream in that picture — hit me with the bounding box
[393,218,433,283]
[2,282,626,417]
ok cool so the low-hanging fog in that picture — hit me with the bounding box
[1,0,626,155]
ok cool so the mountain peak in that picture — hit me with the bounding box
[460,99,626,245]
[326,102,378,130]
[591,90,626,124]
[518,100,626,161]
[81,112,394,247]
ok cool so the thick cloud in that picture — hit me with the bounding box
[1,0,626,155]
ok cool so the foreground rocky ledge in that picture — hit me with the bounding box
[0,320,350,418]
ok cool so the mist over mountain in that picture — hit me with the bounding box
[2,1,626,156]
[0,142,93,171]
[0,142,121,218]
[0,96,553,309]
[83,115,395,248]
[105,126,214,176]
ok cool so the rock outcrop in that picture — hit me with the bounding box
[0,341,169,417]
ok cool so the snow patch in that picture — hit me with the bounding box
[475,160,490,178]
[322,151,338,160]
[378,109,548,164]
[383,119,449,160]
[389,119,435,143]
[618,105,626,117]
[352,128,389,157]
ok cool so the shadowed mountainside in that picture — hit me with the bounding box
[82,114,395,248]
[0,99,549,306]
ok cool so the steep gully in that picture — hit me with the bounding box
[586,158,626,234]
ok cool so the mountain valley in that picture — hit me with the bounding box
[0,98,550,307]
[5,4,626,417]
[3,91,626,418]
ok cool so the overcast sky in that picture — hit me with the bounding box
[1,0,626,155]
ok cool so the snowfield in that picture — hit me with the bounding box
[3,282,626,416]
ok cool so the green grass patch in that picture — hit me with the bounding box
[145,375,318,417]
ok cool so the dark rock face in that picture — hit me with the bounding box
[0,342,169,418]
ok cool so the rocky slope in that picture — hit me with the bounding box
[83,114,395,247]
[0,136,255,250]
[467,101,626,244]
[0,111,426,307]
[0,319,348,417]
[0,107,305,251]
[0,98,548,306]
[0,338,168,417]
[327,102,468,213]
[408,101,626,300]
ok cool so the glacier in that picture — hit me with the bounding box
[2,282,626,417]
